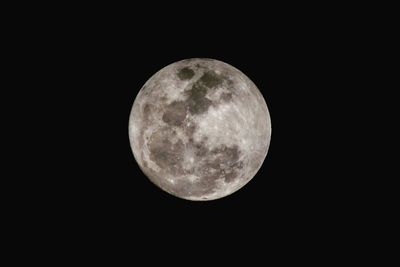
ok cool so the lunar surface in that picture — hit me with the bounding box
[129,58,271,201]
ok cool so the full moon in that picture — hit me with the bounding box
[129,58,271,201]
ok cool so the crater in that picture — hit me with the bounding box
[220,92,232,102]
[185,83,212,115]
[199,71,224,88]
[148,128,185,176]
[202,144,242,183]
[211,144,240,161]
[169,177,217,199]
[187,97,212,115]
[185,139,208,159]
[223,170,237,183]
[186,83,207,100]
[162,101,187,127]
[177,67,195,80]
[142,103,152,121]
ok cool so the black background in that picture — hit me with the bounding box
[23,3,364,255]
[5,1,389,262]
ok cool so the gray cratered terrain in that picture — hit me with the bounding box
[129,58,271,201]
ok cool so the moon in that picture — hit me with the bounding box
[129,58,271,201]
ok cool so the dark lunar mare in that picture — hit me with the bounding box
[177,67,195,80]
